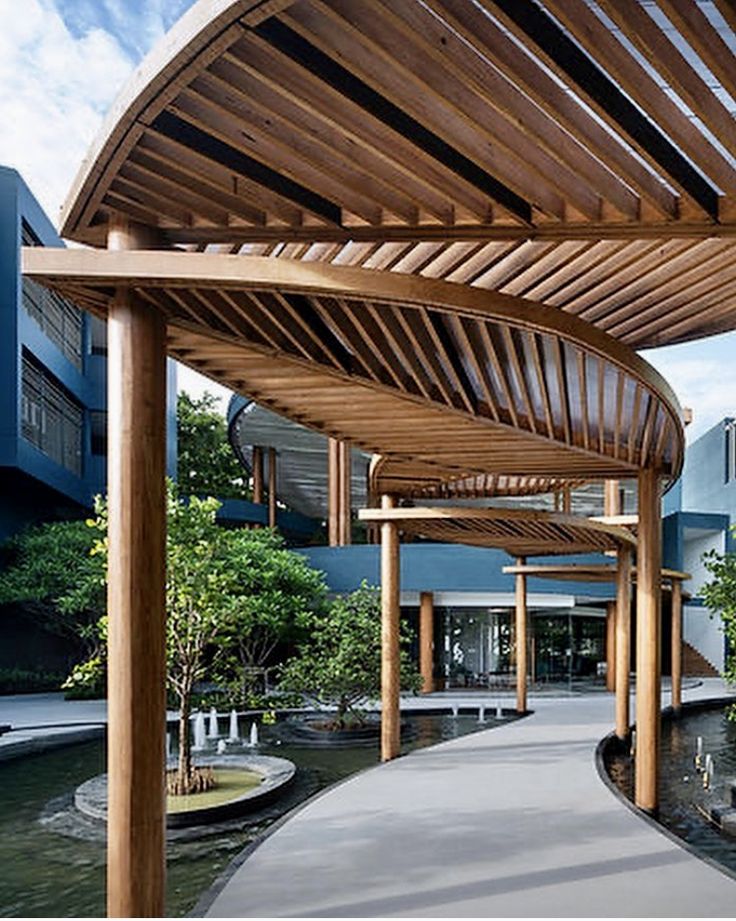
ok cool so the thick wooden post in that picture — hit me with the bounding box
[328,438,339,547]
[106,218,166,919]
[381,494,400,761]
[606,601,616,692]
[671,579,683,712]
[338,440,352,546]
[604,479,621,516]
[268,447,277,529]
[419,591,434,694]
[615,546,632,740]
[635,468,662,813]
[515,557,527,714]
[252,446,264,504]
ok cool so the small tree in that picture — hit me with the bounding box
[0,519,105,657]
[702,538,736,690]
[177,391,247,499]
[280,584,422,728]
[213,528,328,702]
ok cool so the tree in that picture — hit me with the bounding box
[177,391,247,499]
[280,584,423,728]
[66,483,328,794]
[701,537,736,689]
[212,528,328,702]
[0,518,105,656]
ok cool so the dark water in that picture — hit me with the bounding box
[606,703,736,874]
[0,711,503,917]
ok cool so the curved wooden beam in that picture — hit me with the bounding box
[23,249,685,486]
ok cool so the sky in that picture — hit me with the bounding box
[1,0,735,436]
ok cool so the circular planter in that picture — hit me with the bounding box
[75,753,296,828]
[274,716,417,748]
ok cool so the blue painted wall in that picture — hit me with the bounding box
[298,543,615,600]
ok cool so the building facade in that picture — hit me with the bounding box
[0,166,177,542]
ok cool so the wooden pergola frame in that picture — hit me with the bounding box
[22,0,736,913]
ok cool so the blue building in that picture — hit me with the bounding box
[0,166,176,542]
[663,418,736,677]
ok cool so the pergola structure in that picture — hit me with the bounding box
[359,503,638,724]
[19,0,736,915]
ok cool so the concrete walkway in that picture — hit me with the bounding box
[205,681,736,917]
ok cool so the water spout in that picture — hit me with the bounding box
[228,710,240,742]
[695,735,704,771]
[165,732,171,760]
[208,707,219,738]
[249,721,259,747]
[192,711,207,751]
[217,739,227,755]
[451,704,459,719]
[495,702,503,720]
[478,705,486,724]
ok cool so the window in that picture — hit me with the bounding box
[726,422,736,484]
[90,410,107,456]
[21,222,83,369]
[89,316,108,356]
[21,355,83,476]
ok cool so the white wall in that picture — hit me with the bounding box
[682,530,726,672]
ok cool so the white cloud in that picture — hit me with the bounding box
[176,363,233,415]
[642,336,736,443]
[0,0,135,225]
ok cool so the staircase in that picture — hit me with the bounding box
[682,641,719,677]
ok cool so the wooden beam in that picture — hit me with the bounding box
[606,600,616,692]
[328,437,339,546]
[381,493,401,761]
[106,219,166,918]
[615,546,632,741]
[420,591,434,694]
[635,467,662,813]
[671,578,683,713]
[515,556,528,714]
[252,444,264,504]
[604,479,621,517]
[338,439,352,545]
[268,446,277,529]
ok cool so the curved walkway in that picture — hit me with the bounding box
[205,682,736,917]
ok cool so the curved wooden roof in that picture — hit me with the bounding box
[369,454,583,502]
[60,0,736,348]
[502,562,690,587]
[358,506,637,557]
[23,249,684,484]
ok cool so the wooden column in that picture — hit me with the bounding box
[252,446,264,504]
[561,487,572,514]
[328,437,339,547]
[671,579,683,712]
[106,217,166,919]
[515,557,528,714]
[615,546,632,741]
[381,494,401,761]
[635,468,662,813]
[338,440,352,546]
[419,591,434,694]
[604,479,621,516]
[606,601,616,692]
[268,447,277,529]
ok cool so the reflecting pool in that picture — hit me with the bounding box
[0,711,510,917]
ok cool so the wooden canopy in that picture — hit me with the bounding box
[358,506,636,557]
[502,561,689,587]
[60,0,736,348]
[24,248,683,484]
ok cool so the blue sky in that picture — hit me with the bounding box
[1,0,735,434]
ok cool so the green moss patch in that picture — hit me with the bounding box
[166,769,263,813]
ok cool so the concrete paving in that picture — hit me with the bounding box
[0,692,107,761]
[205,680,736,918]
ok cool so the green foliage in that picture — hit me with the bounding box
[211,528,328,703]
[177,391,247,500]
[62,656,106,699]
[280,583,422,727]
[0,518,105,647]
[0,667,65,695]
[702,540,736,693]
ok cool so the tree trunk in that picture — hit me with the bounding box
[177,689,192,790]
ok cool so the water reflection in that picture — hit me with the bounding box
[606,703,736,872]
